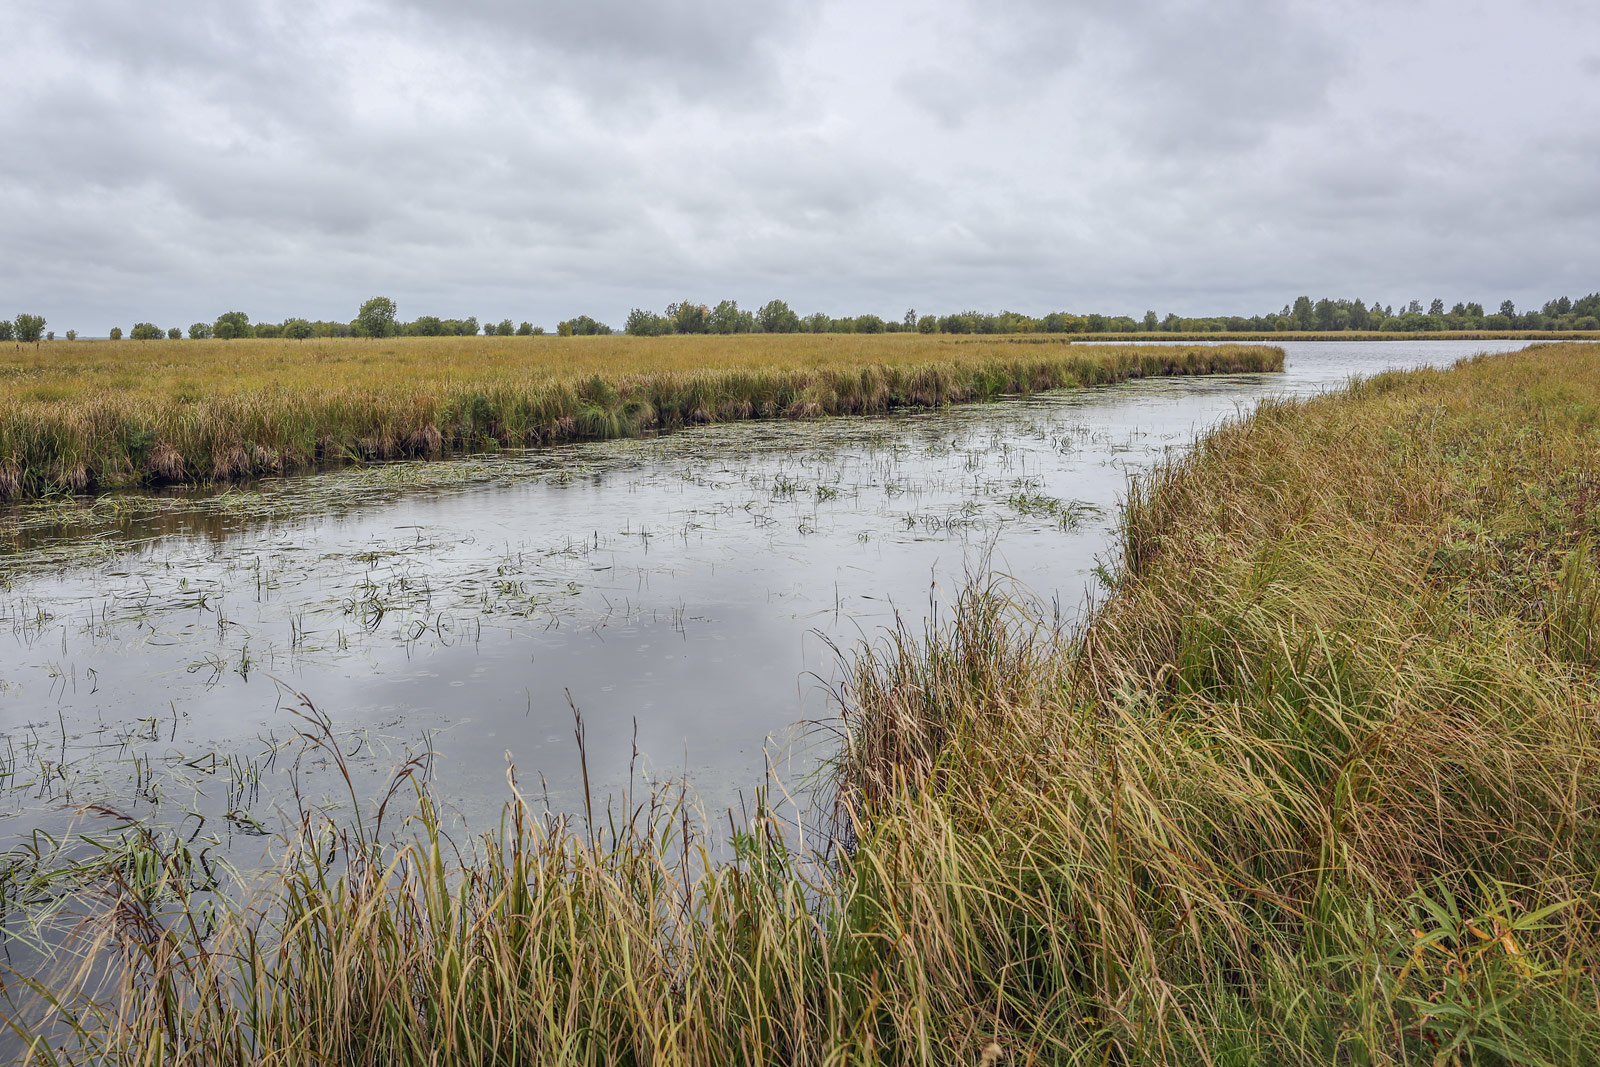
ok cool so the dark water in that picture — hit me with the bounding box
[0,341,1544,862]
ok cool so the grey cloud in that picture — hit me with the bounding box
[1,0,1598,333]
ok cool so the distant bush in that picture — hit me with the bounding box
[516,322,534,336]
[0,320,13,341]
[65,329,77,341]
[130,322,163,341]
[167,327,182,340]
[283,318,313,340]
[109,326,123,340]
[189,322,213,339]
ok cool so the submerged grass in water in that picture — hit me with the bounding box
[0,335,1281,498]
[8,342,1600,1064]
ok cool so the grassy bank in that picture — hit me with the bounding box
[0,336,1280,500]
[9,342,1600,1065]
[1063,330,1600,343]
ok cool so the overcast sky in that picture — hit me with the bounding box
[4,0,1598,333]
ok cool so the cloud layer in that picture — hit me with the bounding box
[4,0,1597,333]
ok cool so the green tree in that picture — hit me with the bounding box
[167,327,182,340]
[516,321,534,336]
[189,322,213,339]
[14,313,46,343]
[708,300,744,334]
[1291,296,1314,330]
[495,319,514,336]
[904,308,917,329]
[0,321,12,341]
[625,308,668,336]
[356,297,397,338]
[109,326,123,340]
[854,313,885,334]
[130,323,163,340]
[917,314,938,333]
[213,311,251,340]
[65,329,77,341]
[459,317,479,336]
[756,299,801,333]
[666,301,708,334]
[283,318,313,340]
[559,315,611,336]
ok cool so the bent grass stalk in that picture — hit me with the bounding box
[0,335,1282,499]
[8,342,1600,1064]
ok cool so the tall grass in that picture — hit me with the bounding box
[8,342,1600,1065]
[0,336,1281,499]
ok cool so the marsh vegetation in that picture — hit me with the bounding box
[0,335,1280,499]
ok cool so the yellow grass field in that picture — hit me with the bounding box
[0,334,1283,498]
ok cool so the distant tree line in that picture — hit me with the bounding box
[620,294,1600,336]
[9,292,1598,344]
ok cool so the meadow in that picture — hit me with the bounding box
[0,335,1283,500]
[8,341,1599,1064]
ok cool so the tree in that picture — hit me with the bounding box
[356,297,397,338]
[65,330,77,341]
[1428,298,1445,316]
[495,319,514,336]
[130,322,162,340]
[283,318,313,340]
[1500,300,1516,319]
[1291,296,1314,330]
[666,301,708,334]
[14,313,46,343]
[0,321,12,341]
[625,308,668,336]
[559,315,612,336]
[167,327,182,339]
[189,322,213,339]
[45,331,54,341]
[459,317,479,336]
[756,299,801,333]
[708,300,744,334]
[855,313,885,334]
[213,311,251,340]
[109,326,123,340]
[904,308,917,329]
[516,322,534,336]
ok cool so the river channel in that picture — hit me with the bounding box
[0,340,1544,866]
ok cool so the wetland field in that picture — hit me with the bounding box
[3,338,1599,1065]
[0,335,1277,499]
